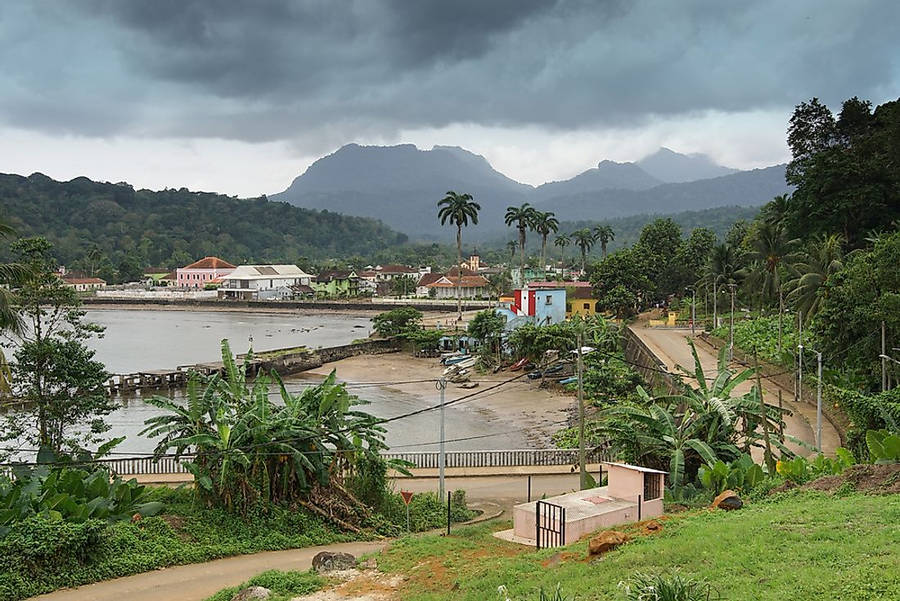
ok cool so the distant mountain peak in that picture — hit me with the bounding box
[637,147,738,183]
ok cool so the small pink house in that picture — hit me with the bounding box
[176,257,236,289]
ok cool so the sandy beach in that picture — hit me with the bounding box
[305,353,575,448]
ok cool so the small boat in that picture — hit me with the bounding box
[527,371,543,380]
[558,376,577,385]
[544,364,565,374]
[510,357,529,371]
[442,353,471,366]
[458,382,479,389]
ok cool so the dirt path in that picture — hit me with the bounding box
[631,326,840,457]
[27,541,388,601]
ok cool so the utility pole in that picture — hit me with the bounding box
[882,321,887,392]
[797,311,803,405]
[686,287,696,336]
[437,378,447,498]
[728,283,737,361]
[576,330,587,490]
[712,280,718,331]
[815,350,823,452]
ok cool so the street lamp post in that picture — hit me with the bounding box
[727,283,737,361]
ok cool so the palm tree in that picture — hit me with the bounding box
[762,194,791,229]
[532,211,559,280]
[554,233,570,272]
[593,224,615,259]
[786,234,844,322]
[438,191,481,320]
[571,228,597,274]
[506,240,517,263]
[744,223,799,354]
[504,203,537,287]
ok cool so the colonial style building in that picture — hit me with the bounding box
[176,257,236,289]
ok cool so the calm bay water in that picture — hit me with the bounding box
[79,309,528,454]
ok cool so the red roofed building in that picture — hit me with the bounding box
[61,276,106,292]
[375,264,419,281]
[176,256,236,289]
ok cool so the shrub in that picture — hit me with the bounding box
[204,569,324,601]
[697,455,765,495]
[619,572,715,601]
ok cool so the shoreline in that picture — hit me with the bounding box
[83,302,384,317]
[303,354,574,448]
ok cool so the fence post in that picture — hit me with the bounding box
[446,491,451,536]
[527,475,532,503]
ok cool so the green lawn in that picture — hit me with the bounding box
[376,491,900,601]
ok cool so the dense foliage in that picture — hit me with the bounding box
[372,307,423,337]
[142,341,389,525]
[0,487,349,601]
[0,238,114,459]
[0,172,408,278]
[0,464,162,535]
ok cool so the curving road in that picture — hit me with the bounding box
[631,326,840,457]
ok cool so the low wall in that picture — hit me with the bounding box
[623,326,679,394]
[696,332,847,445]
[254,338,401,376]
[83,297,468,313]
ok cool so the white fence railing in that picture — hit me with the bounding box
[26,448,611,477]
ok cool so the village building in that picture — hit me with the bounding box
[567,287,600,317]
[374,264,419,281]
[312,270,360,298]
[61,276,106,292]
[497,284,567,326]
[422,274,490,299]
[218,264,314,300]
[176,257,236,289]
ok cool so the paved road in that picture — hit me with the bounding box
[631,326,840,457]
[28,540,388,601]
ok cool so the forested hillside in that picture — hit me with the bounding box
[0,173,408,277]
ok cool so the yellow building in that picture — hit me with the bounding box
[566,287,600,318]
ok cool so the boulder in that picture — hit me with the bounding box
[588,530,630,556]
[231,586,271,601]
[312,551,357,572]
[712,489,743,511]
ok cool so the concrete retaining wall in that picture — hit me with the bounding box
[623,326,679,394]
[254,338,401,376]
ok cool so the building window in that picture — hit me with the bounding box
[545,295,552,305]
[643,473,663,501]
[583,302,590,310]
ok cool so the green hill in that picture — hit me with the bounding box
[0,172,408,274]
[376,489,899,600]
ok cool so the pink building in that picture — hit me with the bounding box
[176,257,236,289]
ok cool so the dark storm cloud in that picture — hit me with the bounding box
[0,0,896,146]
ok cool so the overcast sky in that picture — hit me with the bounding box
[0,1,897,196]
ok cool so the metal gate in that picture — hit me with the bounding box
[535,500,566,549]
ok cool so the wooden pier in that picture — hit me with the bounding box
[105,361,238,394]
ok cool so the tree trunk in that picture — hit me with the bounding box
[519,228,526,287]
[456,226,462,320]
[777,285,784,356]
[602,241,608,259]
[540,236,547,281]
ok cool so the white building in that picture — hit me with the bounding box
[218,265,314,300]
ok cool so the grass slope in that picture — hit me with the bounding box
[377,491,899,601]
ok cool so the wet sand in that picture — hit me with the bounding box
[304,353,574,447]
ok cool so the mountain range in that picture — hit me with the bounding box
[270,144,789,240]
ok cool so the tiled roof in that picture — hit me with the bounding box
[378,264,418,273]
[570,287,594,299]
[316,270,358,282]
[416,272,444,287]
[447,266,478,277]
[63,277,106,285]
[529,280,591,288]
[182,256,236,270]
